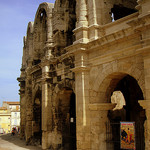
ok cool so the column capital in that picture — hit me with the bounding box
[71,66,90,73]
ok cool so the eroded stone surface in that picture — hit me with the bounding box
[17,0,150,150]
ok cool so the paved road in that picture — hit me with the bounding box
[0,134,42,150]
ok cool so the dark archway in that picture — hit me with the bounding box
[69,92,76,149]
[57,88,76,150]
[108,75,146,150]
[111,4,137,21]
[33,90,42,144]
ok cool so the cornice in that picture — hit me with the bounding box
[127,13,150,29]
[65,42,88,54]
[71,66,90,73]
[17,77,25,82]
[103,12,139,29]
[73,25,88,33]
[89,103,116,111]
[88,44,149,67]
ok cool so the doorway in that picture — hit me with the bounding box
[58,88,76,150]
[33,90,42,144]
[107,75,146,150]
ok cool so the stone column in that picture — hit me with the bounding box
[45,14,53,60]
[25,75,33,144]
[72,45,91,149]
[17,74,26,139]
[44,3,54,61]
[139,100,150,150]
[41,9,53,147]
[88,0,99,41]
[20,92,26,139]
[143,56,150,99]
[76,0,88,27]
[74,68,90,150]
[47,13,53,42]
[89,103,116,150]
[41,63,50,150]
[74,0,89,44]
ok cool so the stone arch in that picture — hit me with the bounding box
[106,75,146,150]
[50,79,76,149]
[32,84,42,145]
[25,22,34,58]
[33,3,54,59]
[27,22,34,37]
[90,64,146,149]
[53,0,76,48]
[97,0,138,24]
[90,69,146,149]
[110,0,138,21]
[91,60,145,103]
[32,84,42,103]
[23,22,34,68]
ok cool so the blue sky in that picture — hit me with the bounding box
[0,0,55,106]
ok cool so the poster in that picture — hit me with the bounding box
[120,122,136,149]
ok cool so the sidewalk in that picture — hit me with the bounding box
[0,134,42,150]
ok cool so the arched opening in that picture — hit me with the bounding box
[33,8,47,59]
[52,0,76,57]
[111,4,137,21]
[69,92,76,149]
[32,59,41,65]
[107,75,146,150]
[102,0,138,23]
[57,88,76,150]
[33,90,42,145]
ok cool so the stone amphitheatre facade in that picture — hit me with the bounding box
[17,0,150,149]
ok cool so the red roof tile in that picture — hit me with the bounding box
[0,107,7,110]
[4,101,20,105]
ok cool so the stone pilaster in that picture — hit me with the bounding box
[19,92,26,139]
[74,0,89,44]
[25,75,33,144]
[41,13,54,146]
[47,4,53,42]
[139,100,150,150]
[74,68,90,150]
[71,44,91,149]
[41,64,50,149]
[44,13,53,60]
[89,103,116,150]
[45,5,53,59]
[76,0,88,27]
[88,0,99,41]
[17,74,26,139]
[144,56,150,100]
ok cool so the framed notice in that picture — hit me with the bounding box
[120,122,136,149]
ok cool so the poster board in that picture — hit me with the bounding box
[120,122,136,149]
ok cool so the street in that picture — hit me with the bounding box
[0,134,42,150]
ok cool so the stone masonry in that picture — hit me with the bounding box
[18,0,150,150]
